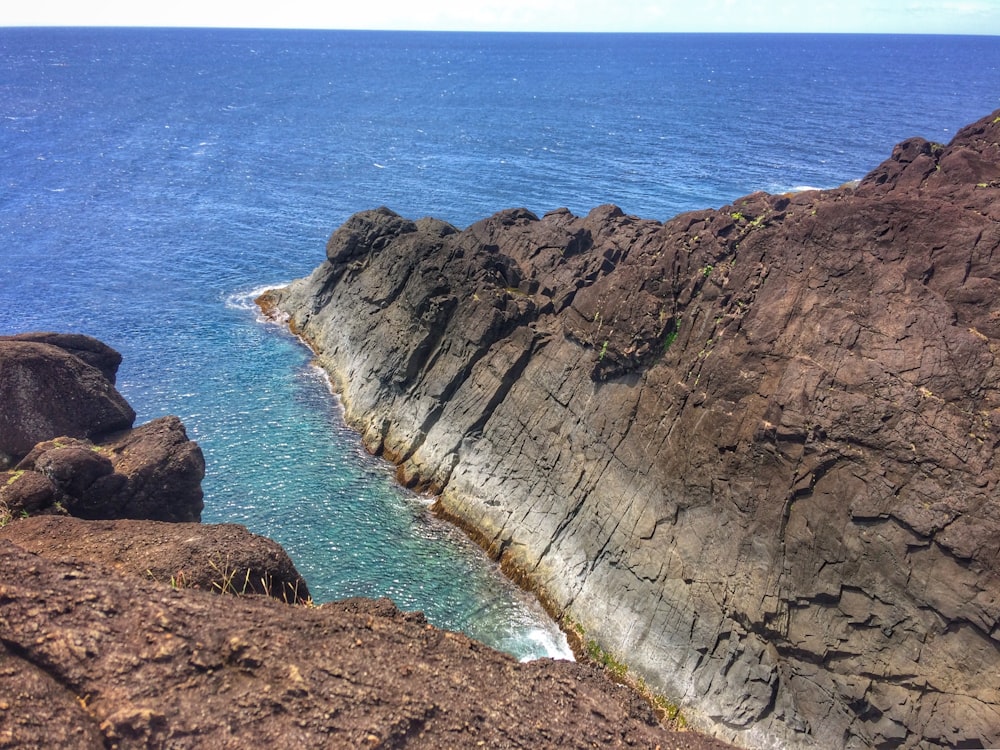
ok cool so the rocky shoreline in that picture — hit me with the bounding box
[260,110,1000,748]
[0,332,731,748]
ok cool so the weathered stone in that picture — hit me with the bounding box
[8,419,204,523]
[0,337,135,465]
[0,515,310,604]
[0,541,730,750]
[95,416,205,522]
[1,331,125,384]
[263,109,1000,748]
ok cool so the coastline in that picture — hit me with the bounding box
[254,286,695,730]
[250,110,1000,748]
[254,287,578,642]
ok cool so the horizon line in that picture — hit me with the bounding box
[2,25,998,37]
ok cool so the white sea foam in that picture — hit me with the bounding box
[224,283,292,324]
[519,627,575,662]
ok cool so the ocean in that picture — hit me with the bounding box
[2,28,998,660]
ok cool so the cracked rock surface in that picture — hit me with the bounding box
[0,541,730,749]
[263,109,1000,748]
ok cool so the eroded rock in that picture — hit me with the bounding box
[0,515,310,603]
[0,336,135,466]
[0,541,730,750]
[3,417,204,523]
[264,109,1000,748]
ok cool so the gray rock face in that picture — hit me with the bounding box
[262,110,1000,749]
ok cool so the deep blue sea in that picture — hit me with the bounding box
[2,28,999,660]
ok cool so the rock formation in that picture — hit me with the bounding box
[1,332,732,748]
[0,540,731,749]
[261,110,1000,748]
[0,334,205,522]
[0,515,311,603]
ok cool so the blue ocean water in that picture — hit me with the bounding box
[2,28,998,660]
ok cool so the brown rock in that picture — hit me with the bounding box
[2,331,125,384]
[0,541,732,750]
[265,109,1000,748]
[96,416,205,522]
[0,337,135,466]
[7,418,204,522]
[0,515,310,604]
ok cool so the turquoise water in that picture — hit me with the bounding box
[2,28,998,660]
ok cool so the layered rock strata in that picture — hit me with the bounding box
[261,110,1000,748]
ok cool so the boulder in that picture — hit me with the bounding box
[0,515,310,603]
[2,331,125,384]
[0,336,135,466]
[4,417,204,523]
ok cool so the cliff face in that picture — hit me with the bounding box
[263,110,1000,748]
[0,332,728,749]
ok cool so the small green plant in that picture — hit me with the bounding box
[663,329,679,351]
[730,211,745,221]
[586,639,629,680]
[208,557,253,595]
[701,264,713,277]
[0,502,12,528]
[169,570,190,589]
[650,693,687,728]
[598,340,609,361]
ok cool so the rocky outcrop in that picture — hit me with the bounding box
[0,540,731,749]
[0,332,733,749]
[262,110,1000,748]
[0,334,204,522]
[0,515,311,603]
[0,334,135,466]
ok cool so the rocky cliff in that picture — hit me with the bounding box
[261,110,1000,748]
[1,332,731,748]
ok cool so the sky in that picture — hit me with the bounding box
[1,0,999,35]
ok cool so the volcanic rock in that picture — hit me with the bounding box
[2,331,125,384]
[0,515,310,603]
[262,109,1000,748]
[0,335,135,466]
[0,540,731,750]
[3,416,204,523]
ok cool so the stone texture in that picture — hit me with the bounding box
[4,417,204,523]
[0,541,731,750]
[262,109,1000,748]
[2,331,125,384]
[0,336,135,466]
[0,515,310,604]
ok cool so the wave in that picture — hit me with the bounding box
[518,627,575,662]
[224,283,291,324]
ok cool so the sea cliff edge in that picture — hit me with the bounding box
[260,109,1000,749]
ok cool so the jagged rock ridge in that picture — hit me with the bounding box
[262,110,1000,748]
